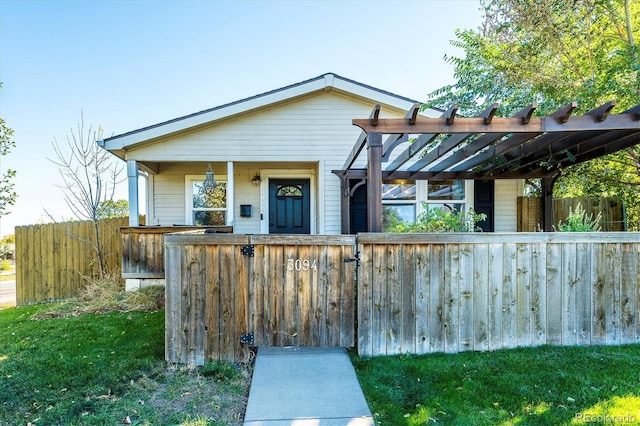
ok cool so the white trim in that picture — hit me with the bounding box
[184,174,229,225]
[127,160,140,227]
[226,162,234,227]
[259,169,317,234]
[318,160,325,234]
[147,173,157,225]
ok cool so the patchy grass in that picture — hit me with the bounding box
[0,304,251,425]
[352,346,640,425]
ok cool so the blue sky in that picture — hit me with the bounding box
[0,0,482,236]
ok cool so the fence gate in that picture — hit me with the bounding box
[165,233,356,365]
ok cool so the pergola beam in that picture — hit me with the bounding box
[490,102,638,175]
[404,103,505,175]
[426,104,541,176]
[381,103,421,161]
[353,112,640,134]
[342,104,381,171]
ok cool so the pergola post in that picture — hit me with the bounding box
[339,175,350,234]
[367,132,383,232]
[542,177,555,232]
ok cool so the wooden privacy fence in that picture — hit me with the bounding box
[15,217,139,305]
[121,226,232,279]
[517,197,625,231]
[164,232,356,366]
[357,232,640,357]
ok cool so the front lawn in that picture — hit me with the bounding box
[0,305,250,425]
[353,345,640,425]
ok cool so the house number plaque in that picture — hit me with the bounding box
[286,258,317,272]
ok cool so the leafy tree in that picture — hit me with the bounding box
[49,113,124,276]
[96,199,129,219]
[426,0,640,229]
[0,84,17,216]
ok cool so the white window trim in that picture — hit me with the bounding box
[259,168,317,234]
[185,174,229,226]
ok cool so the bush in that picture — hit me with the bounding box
[389,203,487,233]
[0,260,11,271]
[554,203,601,232]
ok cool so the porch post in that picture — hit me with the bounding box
[541,177,555,232]
[127,160,140,227]
[227,162,234,227]
[367,132,383,232]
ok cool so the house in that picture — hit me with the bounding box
[96,74,640,362]
[98,73,524,236]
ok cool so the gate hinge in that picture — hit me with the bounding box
[344,251,360,266]
[240,332,254,345]
[241,244,255,257]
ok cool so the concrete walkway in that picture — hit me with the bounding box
[244,347,374,426]
[0,278,16,306]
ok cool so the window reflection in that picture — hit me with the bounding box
[427,180,464,200]
[382,183,416,200]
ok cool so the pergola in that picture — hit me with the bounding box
[332,101,640,232]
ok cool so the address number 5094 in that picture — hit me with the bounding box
[287,258,317,271]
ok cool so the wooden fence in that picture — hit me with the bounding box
[121,226,232,279]
[15,217,139,305]
[357,232,640,357]
[517,197,625,231]
[164,233,356,365]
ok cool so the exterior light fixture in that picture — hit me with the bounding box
[251,173,262,186]
[203,164,217,190]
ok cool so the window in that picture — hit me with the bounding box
[425,180,467,213]
[382,182,417,231]
[188,177,227,225]
[380,180,470,231]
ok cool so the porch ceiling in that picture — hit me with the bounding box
[334,101,640,181]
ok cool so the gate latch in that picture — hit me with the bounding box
[241,244,255,257]
[240,333,254,345]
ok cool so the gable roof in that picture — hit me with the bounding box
[98,73,435,153]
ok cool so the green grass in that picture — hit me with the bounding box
[0,305,250,425]
[352,346,640,425]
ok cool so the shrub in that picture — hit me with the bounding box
[389,203,487,233]
[554,203,602,232]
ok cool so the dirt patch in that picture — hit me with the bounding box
[143,362,253,425]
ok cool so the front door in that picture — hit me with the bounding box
[269,179,311,234]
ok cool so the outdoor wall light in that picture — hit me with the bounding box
[251,173,262,186]
[203,164,217,190]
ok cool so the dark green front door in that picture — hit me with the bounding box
[269,179,311,234]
